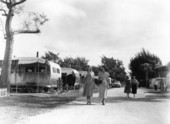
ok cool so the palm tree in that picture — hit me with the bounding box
[141,63,151,88]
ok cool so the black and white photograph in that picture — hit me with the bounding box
[0,0,170,124]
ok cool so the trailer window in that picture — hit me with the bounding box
[25,66,35,73]
[57,69,60,74]
[53,68,60,74]
[37,66,46,73]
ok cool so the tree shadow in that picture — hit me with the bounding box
[0,93,77,119]
[1,95,76,108]
[73,94,170,105]
[105,96,169,103]
[0,93,79,123]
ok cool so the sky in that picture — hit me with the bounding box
[0,0,170,73]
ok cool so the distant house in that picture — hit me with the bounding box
[155,65,169,77]
[150,65,170,89]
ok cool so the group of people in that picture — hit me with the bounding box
[82,66,109,105]
[82,66,140,105]
[124,76,139,98]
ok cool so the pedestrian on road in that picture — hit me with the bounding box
[82,67,95,105]
[98,66,110,105]
[124,76,131,98]
[154,80,158,91]
[160,79,166,96]
[131,76,139,98]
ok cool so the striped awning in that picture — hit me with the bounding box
[13,57,46,64]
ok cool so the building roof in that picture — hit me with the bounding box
[155,65,168,71]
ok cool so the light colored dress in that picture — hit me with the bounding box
[82,71,95,97]
[98,72,110,99]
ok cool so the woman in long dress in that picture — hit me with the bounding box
[98,66,110,105]
[160,79,165,95]
[124,76,131,98]
[82,68,95,105]
[131,76,139,98]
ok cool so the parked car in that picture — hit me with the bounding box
[111,81,121,88]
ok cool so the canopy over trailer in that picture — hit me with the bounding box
[61,68,80,89]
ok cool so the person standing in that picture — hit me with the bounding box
[82,68,95,105]
[160,79,165,96]
[124,76,131,98]
[98,66,110,105]
[131,76,139,98]
[154,80,158,91]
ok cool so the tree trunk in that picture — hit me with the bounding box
[145,70,149,88]
[0,7,14,94]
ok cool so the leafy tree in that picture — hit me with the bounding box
[41,51,61,63]
[0,0,48,93]
[72,57,89,71]
[60,57,89,71]
[60,57,73,68]
[91,66,100,75]
[101,56,127,81]
[129,48,162,87]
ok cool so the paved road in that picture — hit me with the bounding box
[18,87,170,124]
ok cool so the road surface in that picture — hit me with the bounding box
[17,87,170,124]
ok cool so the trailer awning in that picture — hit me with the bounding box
[13,57,46,65]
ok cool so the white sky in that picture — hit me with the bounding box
[0,0,170,73]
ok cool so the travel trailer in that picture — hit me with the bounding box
[1,57,62,93]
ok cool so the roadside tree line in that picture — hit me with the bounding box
[41,51,127,82]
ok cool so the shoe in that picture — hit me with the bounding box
[87,101,91,105]
[102,100,105,105]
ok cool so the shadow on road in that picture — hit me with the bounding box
[74,91,170,105]
[105,96,169,103]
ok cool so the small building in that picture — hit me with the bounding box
[155,65,169,77]
[150,65,170,90]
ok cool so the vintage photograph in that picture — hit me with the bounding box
[0,0,170,124]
